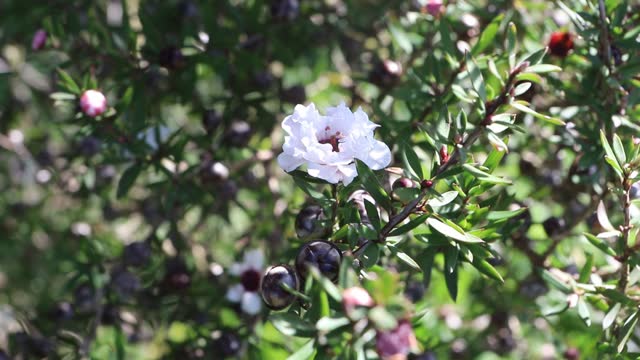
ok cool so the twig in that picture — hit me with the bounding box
[597,0,612,70]
[377,62,528,241]
[617,178,633,292]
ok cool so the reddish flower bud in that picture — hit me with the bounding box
[421,179,434,189]
[375,320,417,359]
[439,145,449,163]
[422,0,443,17]
[79,90,107,117]
[342,287,374,314]
[548,31,574,58]
[32,29,47,51]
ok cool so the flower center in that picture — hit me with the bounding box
[240,269,261,292]
[318,127,343,152]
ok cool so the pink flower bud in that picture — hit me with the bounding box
[423,0,443,17]
[32,29,47,51]
[343,287,374,313]
[80,90,108,117]
[375,320,418,359]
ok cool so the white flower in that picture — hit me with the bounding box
[277,102,391,185]
[225,249,264,315]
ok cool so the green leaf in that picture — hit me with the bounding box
[578,253,594,283]
[472,14,503,56]
[523,64,562,73]
[462,164,512,185]
[388,214,428,237]
[401,143,424,180]
[428,218,467,242]
[56,68,81,94]
[389,23,412,53]
[444,248,459,301]
[427,191,458,207]
[612,134,627,165]
[505,22,517,54]
[540,270,572,293]
[116,163,142,199]
[471,258,504,282]
[466,54,486,102]
[486,208,527,221]
[577,298,591,326]
[270,313,317,338]
[396,251,422,272]
[617,310,640,353]
[603,303,621,330]
[364,199,381,232]
[308,267,342,302]
[487,131,508,153]
[356,160,392,211]
[360,242,380,269]
[293,176,327,203]
[49,92,76,101]
[510,101,565,125]
[583,233,617,257]
[369,306,398,331]
[287,340,316,360]
[417,248,436,290]
[316,316,350,332]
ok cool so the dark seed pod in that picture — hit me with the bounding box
[270,0,300,21]
[158,46,185,70]
[294,205,325,238]
[281,85,307,104]
[213,332,242,358]
[542,217,566,237]
[202,110,222,134]
[261,264,299,310]
[295,240,342,282]
[123,241,152,268]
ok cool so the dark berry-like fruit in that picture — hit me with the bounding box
[369,59,403,88]
[548,31,574,57]
[110,269,141,299]
[202,110,221,134]
[214,332,242,358]
[261,264,299,310]
[200,161,230,183]
[410,351,437,360]
[270,0,300,21]
[101,304,120,325]
[542,216,566,237]
[404,281,425,303]
[0,349,9,360]
[50,301,74,321]
[281,85,306,104]
[79,136,102,157]
[158,46,185,70]
[163,258,192,291]
[224,120,252,147]
[73,283,97,312]
[295,240,342,281]
[253,71,274,89]
[123,241,152,268]
[295,205,325,238]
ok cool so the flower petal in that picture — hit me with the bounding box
[360,138,392,170]
[241,292,262,315]
[244,248,264,270]
[226,284,244,303]
[277,152,305,172]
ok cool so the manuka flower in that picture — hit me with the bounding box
[226,249,265,315]
[277,103,391,185]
